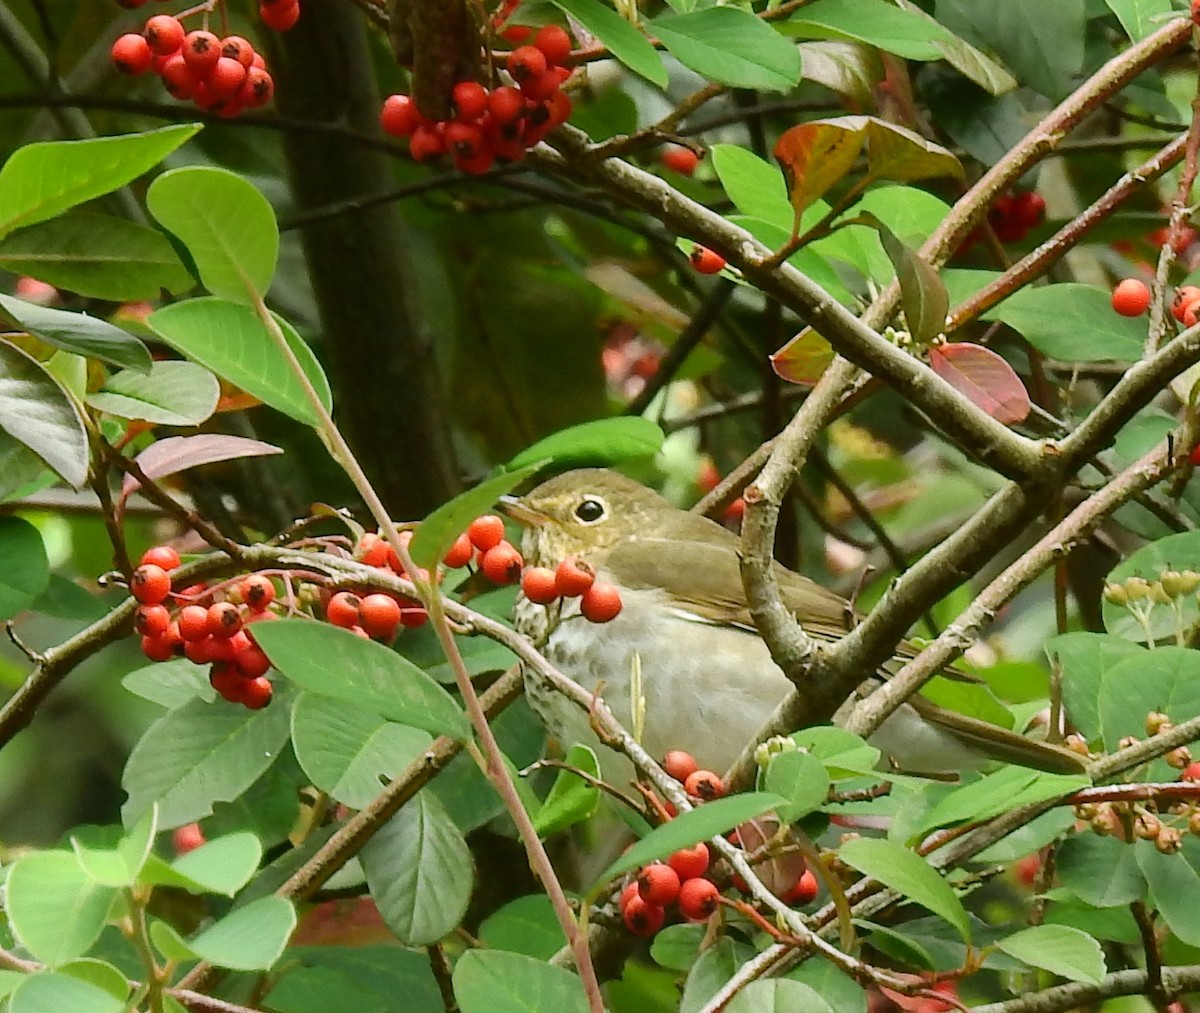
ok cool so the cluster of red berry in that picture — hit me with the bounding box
[986,190,1047,244]
[519,553,623,623]
[131,546,278,709]
[661,145,700,176]
[1110,279,1200,325]
[109,3,287,118]
[379,26,574,174]
[620,749,818,937]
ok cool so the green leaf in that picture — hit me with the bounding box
[149,920,199,965]
[838,837,970,941]
[863,213,948,345]
[551,0,667,87]
[0,516,49,620]
[784,960,866,1013]
[797,41,881,106]
[408,462,544,572]
[1045,632,1144,742]
[70,807,157,888]
[998,924,1106,983]
[597,793,785,887]
[86,360,220,426]
[1098,647,1200,762]
[532,744,601,837]
[0,428,52,501]
[861,118,963,185]
[892,0,1016,95]
[147,297,331,426]
[55,960,130,1002]
[0,214,194,300]
[1057,833,1147,908]
[650,9,802,92]
[362,792,473,946]
[9,973,126,1013]
[0,339,89,487]
[1137,839,1200,946]
[452,950,589,1013]
[764,749,830,822]
[506,417,665,472]
[121,691,292,829]
[167,832,263,895]
[784,0,951,60]
[478,895,567,961]
[147,166,278,303]
[121,658,216,709]
[919,768,1088,834]
[252,620,468,739]
[726,980,837,1013]
[0,124,201,240]
[710,145,794,230]
[5,851,117,966]
[1103,0,1173,41]
[0,294,151,372]
[986,283,1144,362]
[291,692,433,809]
[187,896,296,970]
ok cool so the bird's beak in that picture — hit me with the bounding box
[498,494,546,526]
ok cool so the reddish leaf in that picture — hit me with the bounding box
[120,434,283,499]
[770,328,835,386]
[774,118,865,226]
[928,343,1030,424]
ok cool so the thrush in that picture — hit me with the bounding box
[504,468,1087,780]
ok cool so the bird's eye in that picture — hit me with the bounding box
[574,497,607,524]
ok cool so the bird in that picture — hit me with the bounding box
[503,468,1087,781]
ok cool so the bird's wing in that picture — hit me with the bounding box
[607,536,854,642]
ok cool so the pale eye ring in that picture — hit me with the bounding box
[574,497,607,524]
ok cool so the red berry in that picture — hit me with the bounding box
[445,120,486,159]
[488,85,525,126]
[160,55,198,99]
[172,822,206,855]
[443,532,474,569]
[520,566,559,604]
[678,877,720,921]
[580,582,622,623]
[662,750,699,783]
[1014,191,1046,229]
[1172,286,1200,322]
[1180,761,1200,781]
[689,246,725,275]
[326,591,362,629]
[452,81,489,121]
[359,593,402,640]
[507,45,548,84]
[684,769,724,800]
[242,608,279,641]
[219,35,255,67]
[239,574,276,612]
[1193,0,1200,24]
[177,604,210,642]
[409,123,445,162]
[668,842,710,881]
[141,633,175,662]
[260,0,301,31]
[240,67,274,107]
[380,94,420,138]
[184,636,215,665]
[533,25,572,66]
[234,643,271,679]
[480,542,524,585]
[543,90,572,127]
[781,868,819,905]
[208,56,248,99]
[182,31,221,74]
[207,601,244,638]
[467,515,506,552]
[130,564,171,605]
[208,629,252,664]
[134,603,171,638]
[621,894,665,936]
[502,24,533,44]
[1111,278,1151,317]
[455,146,496,176]
[661,145,700,176]
[144,15,184,56]
[210,661,245,701]
[520,68,561,102]
[112,33,153,74]
[358,532,391,569]
[400,606,429,629]
[554,556,595,597]
[241,675,273,709]
[637,863,681,907]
